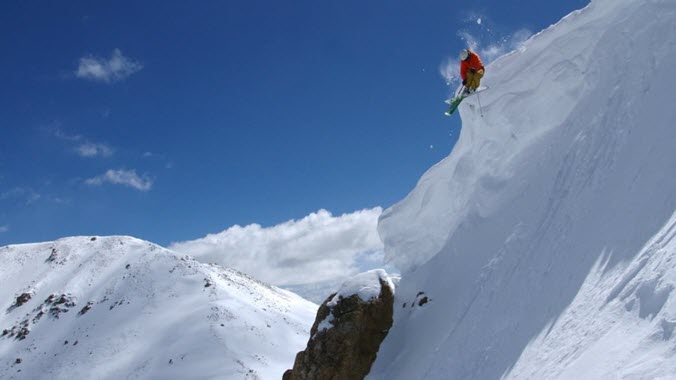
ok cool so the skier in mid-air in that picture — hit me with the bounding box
[459,49,485,96]
[445,49,487,116]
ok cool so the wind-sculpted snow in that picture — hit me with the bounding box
[0,236,316,380]
[373,0,676,379]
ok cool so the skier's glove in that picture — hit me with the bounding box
[478,69,484,75]
[462,80,467,85]
[470,68,476,74]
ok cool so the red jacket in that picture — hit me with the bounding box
[460,51,485,81]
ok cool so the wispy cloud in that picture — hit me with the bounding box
[1,187,41,205]
[46,126,114,158]
[85,169,153,191]
[76,143,114,158]
[75,49,143,83]
[46,125,82,142]
[0,225,8,233]
[170,208,385,291]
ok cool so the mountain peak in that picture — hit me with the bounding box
[0,236,317,379]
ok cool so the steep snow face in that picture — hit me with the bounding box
[0,236,316,380]
[372,0,676,379]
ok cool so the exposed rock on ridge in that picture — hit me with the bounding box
[284,270,394,380]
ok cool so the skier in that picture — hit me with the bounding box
[460,49,485,96]
[444,49,487,116]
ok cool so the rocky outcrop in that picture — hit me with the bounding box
[14,293,32,307]
[284,270,394,380]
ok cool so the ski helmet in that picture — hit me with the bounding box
[460,49,470,61]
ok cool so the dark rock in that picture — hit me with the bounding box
[49,306,69,318]
[407,291,430,308]
[125,264,131,269]
[14,358,22,364]
[90,237,97,241]
[4,320,31,340]
[32,310,44,324]
[284,277,394,380]
[16,326,29,340]
[47,294,76,319]
[15,292,32,307]
[79,302,94,316]
[53,294,75,307]
[46,248,58,262]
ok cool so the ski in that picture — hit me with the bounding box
[444,86,489,116]
[444,96,464,116]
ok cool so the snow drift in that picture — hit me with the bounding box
[0,236,316,380]
[372,0,676,379]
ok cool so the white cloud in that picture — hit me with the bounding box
[85,169,153,191]
[76,143,114,158]
[440,28,532,85]
[46,126,115,158]
[0,225,8,233]
[76,49,143,83]
[169,208,385,291]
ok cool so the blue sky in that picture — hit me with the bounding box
[0,0,588,247]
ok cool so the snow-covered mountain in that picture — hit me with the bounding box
[0,236,316,380]
[370,0,676,379]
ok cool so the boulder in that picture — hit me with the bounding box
[284,270,394,380]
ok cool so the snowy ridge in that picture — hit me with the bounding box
[0,236,316,380]
[372,0,676,379]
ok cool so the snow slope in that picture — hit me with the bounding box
[371,0,676,379]
[0,236,316,380]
